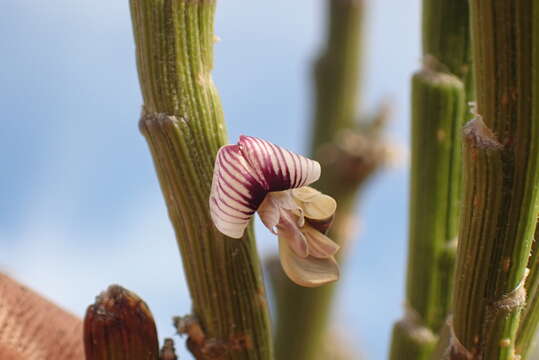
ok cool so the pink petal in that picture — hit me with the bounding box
[277,210,308,258]
[303,225,340,259]
[239,136,321,191]
[278,236,340,287]
[257,195,280,234]
[209,144,266,238]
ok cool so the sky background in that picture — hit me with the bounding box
[0,1,421,358]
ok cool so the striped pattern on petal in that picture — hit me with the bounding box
[210,144,267,238]
[239,136,321,192]
[210,136,323,238]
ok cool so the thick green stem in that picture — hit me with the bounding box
[450,2,539,359]
[515,5,539,360]
[389,1,471,358]
[390,70,466,360]
[272,1,387,359]
[516,224,539,358]
[390,315,438,360]
[407,71,464,331]
[129,1,272,359]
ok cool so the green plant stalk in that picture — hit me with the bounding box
[129,1,272,359]
[422,0,473,93]
[450,2,539,359]
[515,5,539,358]
[390,320,437,360]
[309,0,363,150]
[390,71,465,360]
[389,1,471,358]
[273,0,374,360]
[272,1,387,359]
[516,224,539,358]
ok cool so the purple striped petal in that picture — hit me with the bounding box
[239,136,321,191]
[210,136,322,238]
[210,144,266,238]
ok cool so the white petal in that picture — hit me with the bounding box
[279,236,340,287]
[239,136,321,191]
[209,144,266,238]
[303,225,340,258]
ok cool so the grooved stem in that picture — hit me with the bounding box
[516,225,539,358]
[389,0,471,358]
[451,2,539,359]
[129,2,272,359]
[390,70,466,360]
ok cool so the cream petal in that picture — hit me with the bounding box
[209,144,266,238]
[301,194,337,221]
[277,210,308,258]
[291,187,321,202]
[239,136,321,191]
[302,225,340,259]
[278,236,340,287]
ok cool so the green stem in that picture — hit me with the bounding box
[516,224,539,358]
[389,1,471,358]
[407,71,464,331]
[422,0,473,94]
[310,0,364,151]
[129,1,272,359]
[450,2,539,359]
[390,70,466,360]
[272,1,387,359]
[515,5,539,358]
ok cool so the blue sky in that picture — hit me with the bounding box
[0,1,420,358]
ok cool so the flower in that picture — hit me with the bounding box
[209,135,340,287]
